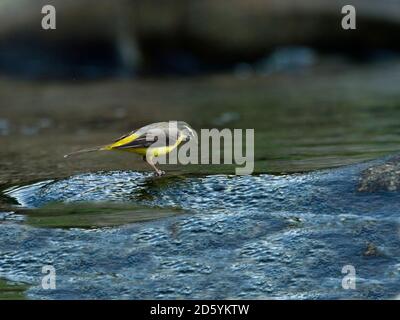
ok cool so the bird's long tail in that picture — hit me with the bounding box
[64,145,110,158]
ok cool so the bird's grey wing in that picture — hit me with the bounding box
[113,134,158,149]
[115,127,180,149]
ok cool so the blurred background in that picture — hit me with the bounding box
[1,0,400,185]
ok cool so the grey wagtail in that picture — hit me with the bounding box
[64,121,196,176]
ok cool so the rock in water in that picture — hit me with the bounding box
[358,155,400,192]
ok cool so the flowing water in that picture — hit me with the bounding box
[1,157,399,299]
[1,63,400,299]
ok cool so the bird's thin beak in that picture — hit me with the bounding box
[184,134,198,144]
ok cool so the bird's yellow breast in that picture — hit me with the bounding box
[127,145,176,157]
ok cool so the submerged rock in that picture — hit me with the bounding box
[363,242,380,257]
[358,155,400,192]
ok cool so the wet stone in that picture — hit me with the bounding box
[358,154,400,192]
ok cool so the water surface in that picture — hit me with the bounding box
[1,157,399,299]
[1,63,400,299]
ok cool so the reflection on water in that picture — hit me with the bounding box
[1,157,400,299]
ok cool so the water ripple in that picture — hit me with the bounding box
[1,160,400,299]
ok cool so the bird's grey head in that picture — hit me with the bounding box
[177,122,197,143]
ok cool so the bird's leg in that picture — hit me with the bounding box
[143,156,165,176]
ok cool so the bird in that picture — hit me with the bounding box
[64,121,197,176]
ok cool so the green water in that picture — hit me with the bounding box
[1,62,400,228]
[0,279,27,300]
[21,202,183,228]
[188,71,400,173]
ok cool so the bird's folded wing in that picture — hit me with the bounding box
[111,128,179,149]
[113,135,158,149]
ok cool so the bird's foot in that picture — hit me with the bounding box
[155,170,165,177]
